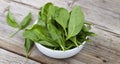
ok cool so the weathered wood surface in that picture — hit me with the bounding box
[0,48,40,64]
[0,0,120,64]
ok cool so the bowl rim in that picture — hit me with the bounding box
[35,41,86,52]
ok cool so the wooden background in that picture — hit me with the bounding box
[0,0,120,64]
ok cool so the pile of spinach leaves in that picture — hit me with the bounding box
[6,2,96,59]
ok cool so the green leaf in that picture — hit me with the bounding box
[19,12,32,30]
[47,5,56,22]
[24,38,34,58]
[84,21,92,25]
[6,10,19,28]
[86,32,97,36]
[7,12,32,37]
[82,24,91,32]
[55,8,69,31]
[70,36,79,47]
[37,14,46,27]
[23,29,40,42]
[23,24,59,47]
[47,23,65,50]
[38,41,55,47]
[40,3,53,22]
[67,5,84,39]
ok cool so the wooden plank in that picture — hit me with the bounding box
[90,26,120,52]
[72,0,120,34]
[10,0,69,10]
[0,48,40,64]
[11,0,120,34]
[71,43,120,64]
[1,16,120,64]
[0,0,120,64]
[73,0,120,14]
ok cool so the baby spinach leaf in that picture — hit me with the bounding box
[23,29,40,42]
[70,36,79,47]
[40,3,53,22]
[23,24,47,41]
[38,41,55,47]
[86,32,97,36]
[55,8,69,34]
[23,24,59,47]
[19,12,32,30]
[67,5,84,40]
[8,12,32,37]
[6,10,19,28]
[24,38,34,58]
[47,5,55,22]
[47,23,65,50]
[82,25,90,32]
[37,14,46,27]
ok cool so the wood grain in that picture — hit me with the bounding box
[0,0,120,64]
[11,0,120,34]
[72,0,120,35]
[0,48,40,64]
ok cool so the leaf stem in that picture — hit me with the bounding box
[25,52,29,64]
[9,29,20,38]
[60,44,65,51]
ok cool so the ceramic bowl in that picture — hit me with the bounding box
[34,20,86,59]
[35,42,86,59]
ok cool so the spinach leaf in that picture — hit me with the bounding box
[19,12,32,30]
[23,29,40,42]
[40,3,53,22]
[37,13,46,27]
[47,5,56,22]
[86,32,97,36]
[23,24,59,47]
[82,25,91,32]
[8,12,32,37]
[38,41,55,47]
[6,10,19,28]
[55,8,69,35]
[67,5,84,39]
[47,23,65,50]
[24,38,34,58]
[70,36,79,47]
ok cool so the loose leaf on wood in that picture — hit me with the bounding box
[6,10,19,28]
[19,12,32,30]
[8,12,32,37]
[67,5,84,40]
[24,38,34,58]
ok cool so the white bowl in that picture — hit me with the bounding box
[34,20,86,59]
[35,42,86,59]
